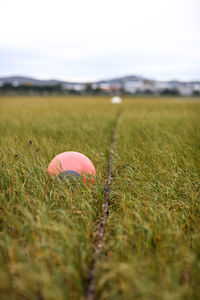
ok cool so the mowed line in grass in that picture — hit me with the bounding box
[85,111,121,300]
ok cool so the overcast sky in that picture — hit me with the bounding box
[0,0,200,81]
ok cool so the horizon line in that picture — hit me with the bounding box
[0,73,200,83]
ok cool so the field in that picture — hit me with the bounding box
[0,96,200,300]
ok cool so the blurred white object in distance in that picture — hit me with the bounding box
[111,96,122,104]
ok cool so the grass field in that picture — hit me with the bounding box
[0,96,200,300]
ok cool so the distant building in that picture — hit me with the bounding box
[12,81,20,87]
[110,82,123,92]
[177,84,193,96]
[123,80,143,93]
[91,83,98,89]
[73,84,85,92]
[99,83,111,92]
[141,80,156,93]
[154,81,172,92]
[63,83,85,92]
[193,83,200,92]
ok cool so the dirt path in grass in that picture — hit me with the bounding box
[85,111,121,300]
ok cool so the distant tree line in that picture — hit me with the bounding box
[0,83,199,96]
[0,83,104,95]
[0,83,64,95]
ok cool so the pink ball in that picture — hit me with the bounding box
[48,151,96,185]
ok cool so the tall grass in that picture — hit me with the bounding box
[0,96,199,299]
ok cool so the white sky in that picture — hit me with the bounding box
[0,0,200,81]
